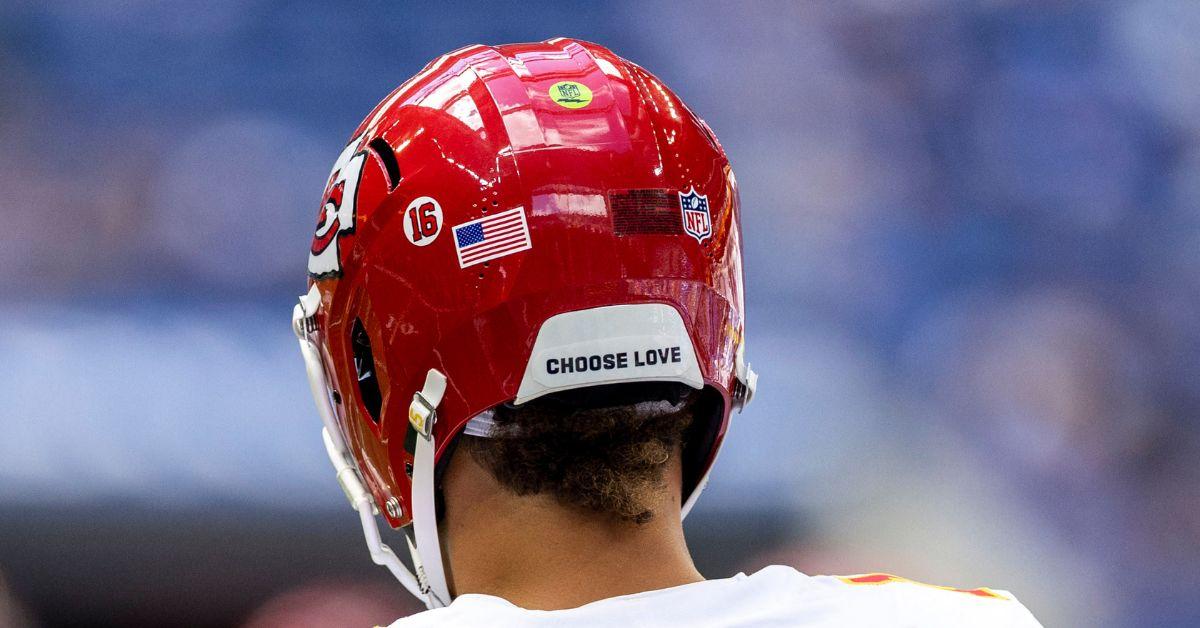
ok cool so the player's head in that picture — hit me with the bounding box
[292,38,756,609]
[457,381,710,525]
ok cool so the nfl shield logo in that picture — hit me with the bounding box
[679,187,712,243]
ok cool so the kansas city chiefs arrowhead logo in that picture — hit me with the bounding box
[308,134,368,279]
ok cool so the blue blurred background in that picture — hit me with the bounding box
[1,1,1198,626]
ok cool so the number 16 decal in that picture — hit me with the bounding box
[403,196,443,246]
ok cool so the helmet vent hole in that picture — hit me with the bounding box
[367,137,401,191]
[350,319,384,424]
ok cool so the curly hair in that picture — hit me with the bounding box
[457,383,700,525]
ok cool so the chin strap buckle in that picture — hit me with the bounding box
[293,284,322,339]
[732,340,758,411]
[408,370,447,437]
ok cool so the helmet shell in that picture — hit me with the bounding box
[306,38,746,526]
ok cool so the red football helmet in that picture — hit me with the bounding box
[292,38,756,608]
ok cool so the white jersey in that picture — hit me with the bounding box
[386,565,1042,627]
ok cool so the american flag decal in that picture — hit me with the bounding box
[452,206,532,268]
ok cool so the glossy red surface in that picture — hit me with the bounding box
[307,38,746,527]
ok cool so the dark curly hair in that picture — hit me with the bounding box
[457,383,701,525]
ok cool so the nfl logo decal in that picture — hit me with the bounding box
[679,187,712,243]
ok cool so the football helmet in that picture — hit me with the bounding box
[292,38,756,608]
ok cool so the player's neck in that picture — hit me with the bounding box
[440,454,703,610]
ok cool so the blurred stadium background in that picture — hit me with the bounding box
[1,1,1198,626]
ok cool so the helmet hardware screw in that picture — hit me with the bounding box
[385,497,403,519]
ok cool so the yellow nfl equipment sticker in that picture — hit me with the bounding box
[549,81,593,109]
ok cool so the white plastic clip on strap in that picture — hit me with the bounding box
[733,341,758,410]
[408,370,446,437]
[409,369,451,608]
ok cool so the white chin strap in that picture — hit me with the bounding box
[408,369,452,605]
[293,286,450,609]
